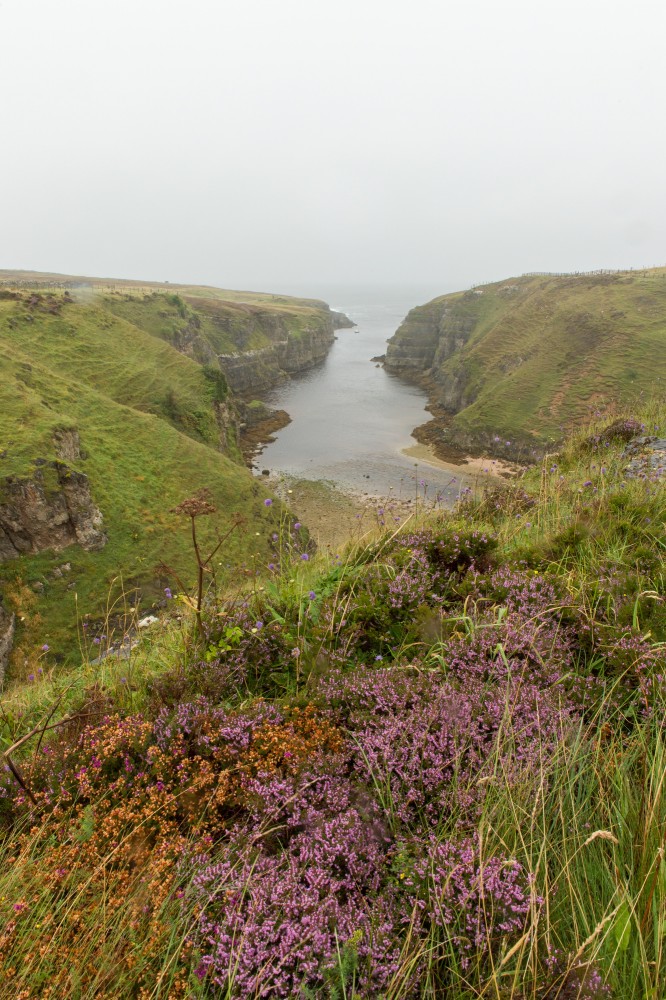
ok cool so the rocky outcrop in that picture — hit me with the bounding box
[218,311,349,394]
[213,400,241,458]
[331,310,355,329]
[53,427,82,462]
[239,402,292,464]
[0,599,15,686]
[385,293,481,376]
[0,463,107,561]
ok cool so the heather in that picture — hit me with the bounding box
[0,407,664,998]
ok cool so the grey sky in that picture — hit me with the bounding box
[2,0,665,293]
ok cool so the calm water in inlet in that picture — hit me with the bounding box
[256,285,472,501]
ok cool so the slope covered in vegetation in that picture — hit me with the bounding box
[385,269,666,460]
[0,404,663,998]
[0,277,342,667]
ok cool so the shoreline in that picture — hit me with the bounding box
[400,441,519,479]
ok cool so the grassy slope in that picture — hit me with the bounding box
[0,296,226,462]
[392,270,666,454]
[103,290,334,358]
[0,402,663,997]
[0,289,305,666]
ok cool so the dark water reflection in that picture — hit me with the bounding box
[257,286,472,502]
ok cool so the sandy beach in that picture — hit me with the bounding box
[401,442,519,479]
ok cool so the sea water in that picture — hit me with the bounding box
[256,284,473,502]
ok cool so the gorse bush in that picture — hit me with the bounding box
[0,407,664,997]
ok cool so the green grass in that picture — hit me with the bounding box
[0,286,326,667]
[388,270,666,455]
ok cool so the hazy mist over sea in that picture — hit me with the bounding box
[2,0,666,291]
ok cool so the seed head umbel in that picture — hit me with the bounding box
[170,488,216,518]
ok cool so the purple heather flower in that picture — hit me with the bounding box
[291,647,300,657]
[255,621,263,630]
[28,674,35,682]
[268,563,276,571]
[41,643,49,652]
[293,522,301,531]
[93,637,101,645]
[264,498,273,507]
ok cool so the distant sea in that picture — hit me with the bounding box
[255,284,475,501]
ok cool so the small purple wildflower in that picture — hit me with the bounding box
[300,553,309,561]
[41,643,49,652]
[264,498,273,507]
[164,587,173,599]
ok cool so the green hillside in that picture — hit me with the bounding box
[0,282,326,668]
[386,269,666,459]
[0,403,663,997]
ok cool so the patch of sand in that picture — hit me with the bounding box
[401,442,519,478]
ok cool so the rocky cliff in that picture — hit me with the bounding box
[215,310,343,394]
[0,461,107,562]
[385,291,483,380]
[0,599,15,686]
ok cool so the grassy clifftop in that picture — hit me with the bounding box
[0,278,335,666]
[386,269,666,459]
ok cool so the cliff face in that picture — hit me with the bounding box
[216,311,341,394]
[0,462,107,562]
[385,293,482,376]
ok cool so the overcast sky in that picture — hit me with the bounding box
[2,0,665,295]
